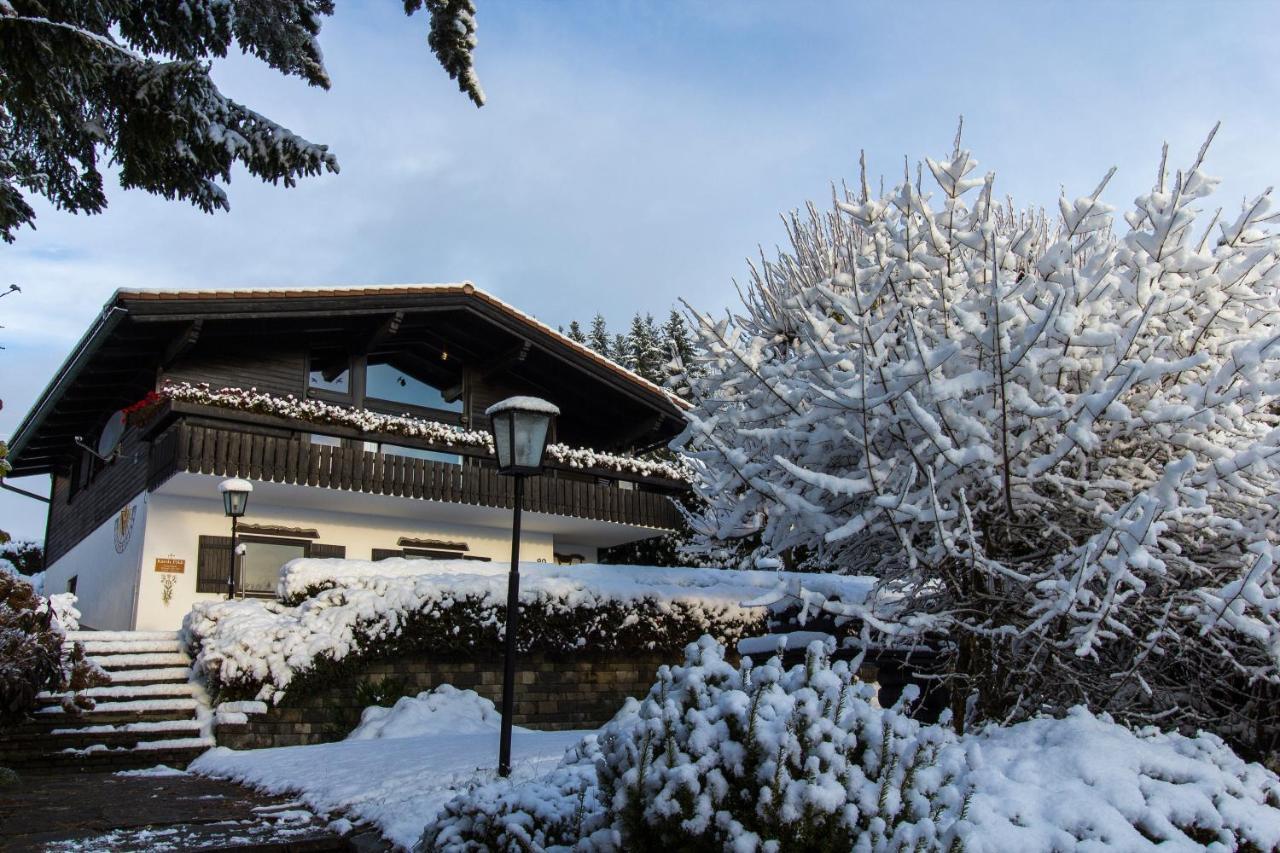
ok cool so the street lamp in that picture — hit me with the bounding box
[486,396,558,777]
[219,478,253,599]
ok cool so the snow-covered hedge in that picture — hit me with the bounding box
[422,638,1280,852]
[182,559,874,703]
[155,382,694,483]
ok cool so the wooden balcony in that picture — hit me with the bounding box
[147,418,685,531]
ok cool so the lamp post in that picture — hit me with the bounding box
[219,478,253,599]
[486,396,558,777]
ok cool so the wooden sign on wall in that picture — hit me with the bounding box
[154,557,185,574]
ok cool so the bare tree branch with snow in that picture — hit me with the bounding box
[675,125,1280,757]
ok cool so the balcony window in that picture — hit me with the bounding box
[309,353,352,396]
[366,358,461,413]
[238,536,309,595]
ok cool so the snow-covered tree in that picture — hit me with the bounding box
[612,333,630,370]
[0,0,483,242]
[675,126,1280,755]
[565,319,587,345]
[624,312,665,384]
[588,314,612,358]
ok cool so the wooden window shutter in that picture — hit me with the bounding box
[197,535,232,594]
[371,548,402,561]
[310,543,347,559]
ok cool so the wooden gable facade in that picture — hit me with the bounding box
[12,285,690,567]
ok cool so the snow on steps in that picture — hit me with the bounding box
[37,682,199,703]
[0,629,215,771]
[105,666,192,684]
[65,630,179,642]
[90,651,192,669]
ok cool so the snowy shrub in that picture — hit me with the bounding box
[184,560,874,702]
[423,638,1280,853]
[348,685,502,740]
[422,740,608,853]
[0,572,106,727]
[675,126,1280,755]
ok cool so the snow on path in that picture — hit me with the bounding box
[191,727,586,850]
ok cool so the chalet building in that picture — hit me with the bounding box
[8,285,690,631]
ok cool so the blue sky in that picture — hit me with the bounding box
[2,0,1279,540]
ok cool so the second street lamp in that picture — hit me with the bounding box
[486,395,558,777]
[219,478,253,599]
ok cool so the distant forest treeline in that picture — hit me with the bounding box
[560,310,696,391]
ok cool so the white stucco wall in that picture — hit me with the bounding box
[43,492,148,631]
[133,491,559,631]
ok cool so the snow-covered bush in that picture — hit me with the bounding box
[184,559,874,703]
[674,127,1280,755]
[422,638,1280,852]
[348,685,502,741]
[0,571,105,727]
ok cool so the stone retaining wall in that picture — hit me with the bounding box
[215,651,674,749]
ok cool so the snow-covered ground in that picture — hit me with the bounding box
[190,687,588,849]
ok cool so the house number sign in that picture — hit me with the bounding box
[154,557,185,573]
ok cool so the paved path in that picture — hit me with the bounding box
[0,769,348,851]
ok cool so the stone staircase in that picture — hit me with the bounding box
[0,630,215,772]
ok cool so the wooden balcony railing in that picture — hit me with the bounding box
[148,422,684,531]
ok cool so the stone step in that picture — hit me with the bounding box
[2,743,212,772]
[78,639,185,655]
[89,652,192,669]
[35,696,197,712]
[65,630,180,642]
[0,728,204,756]
[37,682,198,706]
[16,709,197,733]
[100,666,192,684]
[1,719,202,747]
[36,696,197,712]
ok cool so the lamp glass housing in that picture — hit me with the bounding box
[222,488,250,518]
[489,407,554,475]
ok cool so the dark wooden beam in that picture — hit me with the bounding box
[606,414,665,452]
[360,311,404,354]
[160,320,203,368]
[481,340,532,382]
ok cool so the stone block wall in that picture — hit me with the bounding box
[216,651,674,749]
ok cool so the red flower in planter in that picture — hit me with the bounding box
[122,390,167,427]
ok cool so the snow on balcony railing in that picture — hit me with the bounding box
[138,382,694,484]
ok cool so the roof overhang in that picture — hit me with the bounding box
[7,284,690,478]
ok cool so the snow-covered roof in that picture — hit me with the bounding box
[114,283,688,411]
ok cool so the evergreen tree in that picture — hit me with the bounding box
[625,312,664,384]
[587,314,611,358]
[565,319,587,345]
[662,309,694,366]
[661,308,697,396]
[0,1,483,243]
[612,333,631,370]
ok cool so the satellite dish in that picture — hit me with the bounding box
[97,409,127,459]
